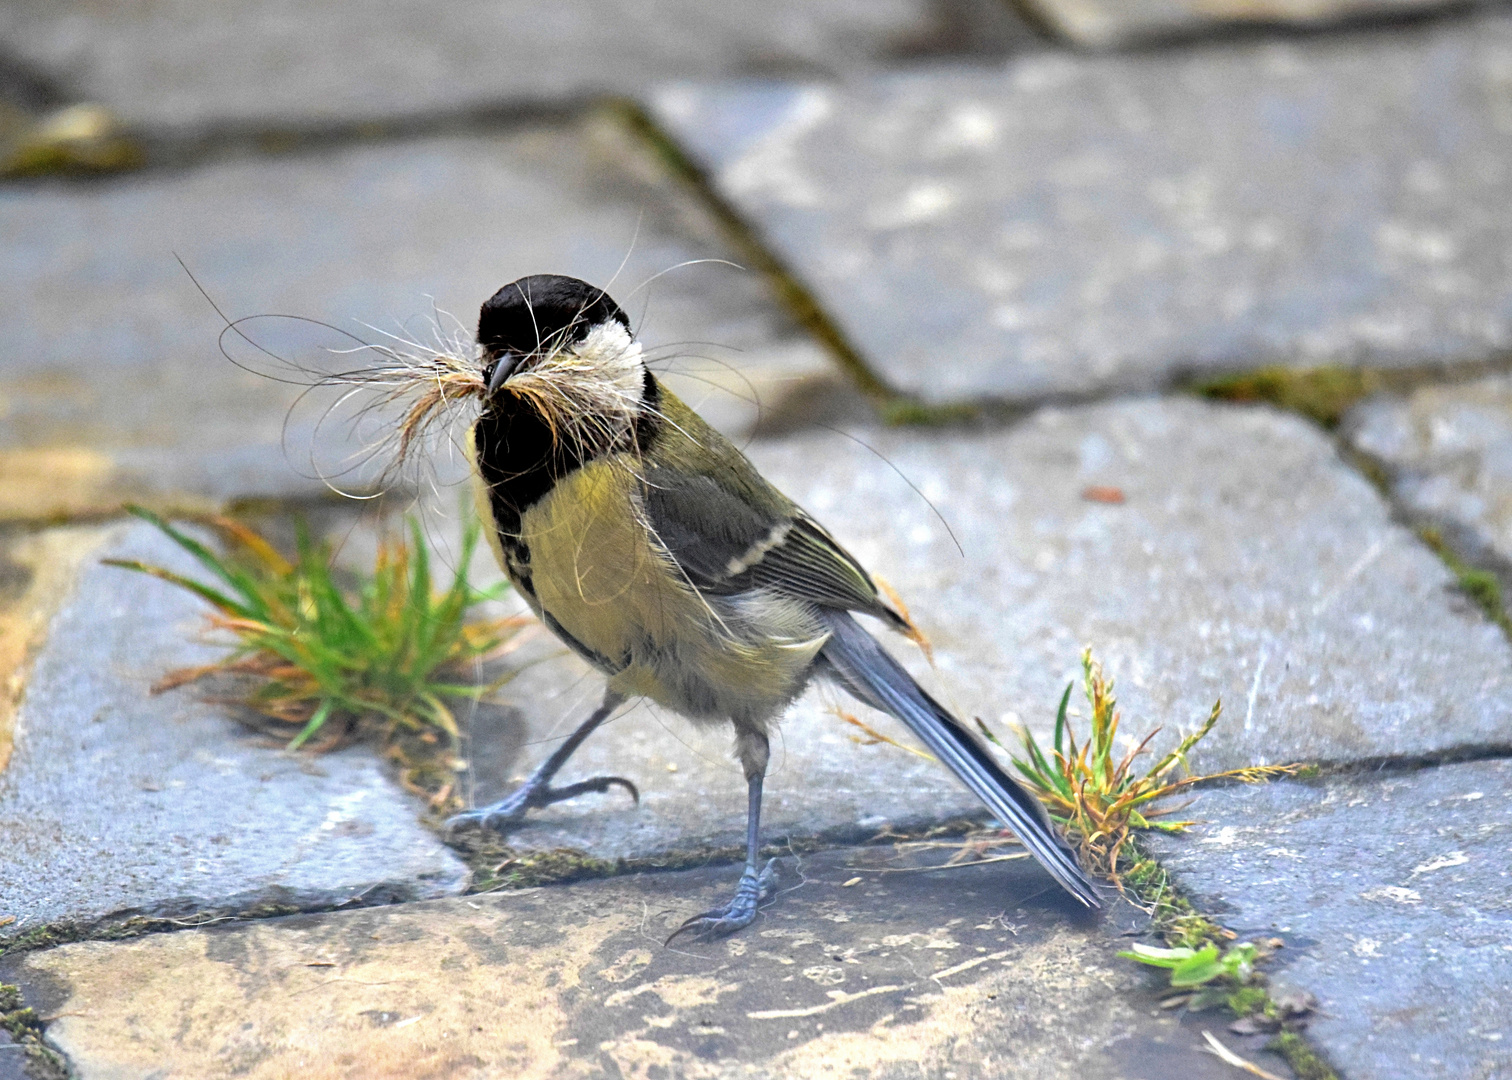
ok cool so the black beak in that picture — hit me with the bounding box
[485,352,518,397]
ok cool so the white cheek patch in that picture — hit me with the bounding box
[576,320,645,400]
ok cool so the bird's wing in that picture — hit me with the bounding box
[639,465,896,620]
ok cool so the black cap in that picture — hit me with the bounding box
[477,275,630,360]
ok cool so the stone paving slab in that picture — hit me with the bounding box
[469,397,1512,860]
[1345,374,1512,583]
[0,521,468,943]
[0,0,1036,133]
[654,13,1512,406]
[1021,0,1506,49]
[1144,758,1512,1080]
[0,118,844,519]
[0,846,1302,1080]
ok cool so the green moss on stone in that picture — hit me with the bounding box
[0,983,69,1079]
[1269,1030,1341,1080]
[1417,528,1512,633]
[1194,365,1384,428]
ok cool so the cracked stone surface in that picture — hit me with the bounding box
[0,521,468,942]
[0,117,846,519]
[464,397,1512,861]
[0,0,1037,133]
[1020,0,1504,49]
[0,846,1300,1080]
[1346,374,1512,584]
[1145,758,1512,1080]
[654,13,1512,405]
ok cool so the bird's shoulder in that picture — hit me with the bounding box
[640,383,904,627]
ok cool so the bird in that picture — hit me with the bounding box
[444,273,1100,937]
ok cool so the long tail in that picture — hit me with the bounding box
[817,610,1101,909]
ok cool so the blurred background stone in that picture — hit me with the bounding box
[1020,0,1509,49]
[1346,374,1512,594]
[656,12,1512,405]
[0,0,1040,134]
[0,116,853,520]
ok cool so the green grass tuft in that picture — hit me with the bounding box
[979,650,1305,884]
[106,506,524,810]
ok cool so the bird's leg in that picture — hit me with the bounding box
[669,728,778,942]
[446,691,634,833]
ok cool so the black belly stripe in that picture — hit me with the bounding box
[473,368,661,680]
[473,368,662,544]
[540,609,622,674]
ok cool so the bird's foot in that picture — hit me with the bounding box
[667,859,779,942]
[445,774,639,834]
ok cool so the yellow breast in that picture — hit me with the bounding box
[520,455,702,665]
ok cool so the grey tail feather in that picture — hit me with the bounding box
[816,610,1101,909]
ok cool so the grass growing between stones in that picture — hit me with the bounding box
[977,650,1305,885]
[1118,855,1338,1079]
[0,983,68,1079]
[105,506,526,811]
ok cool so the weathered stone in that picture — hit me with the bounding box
[0,1032,23,1080]
[0,846,1298,1080]
[1345,374,1512,584]
[454,398,1512,862]
[655,13,1512,405]
[0,526,106,774]
[1145,758,1512,1080]
[1020,0,1500,49]
[0,521,468,942]
[0,118,844,520]
[0,0,1035,133]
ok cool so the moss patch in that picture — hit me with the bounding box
[454,816,993,893]
[1417,527,1512,633]
[1193,365,1387,428]
[1121,852,1228,950]
[1269,1030,1341,1080]
[0,983,69,1079]
[1120,846,1340,1078]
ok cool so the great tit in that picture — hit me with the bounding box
[446,274,1100,936]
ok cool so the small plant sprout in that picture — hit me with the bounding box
[105,505,527,810]
[977,649,1306,885]
[1118,941,1258,1002]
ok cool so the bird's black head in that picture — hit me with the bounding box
[478,275,631,392]
[471,274,658,536]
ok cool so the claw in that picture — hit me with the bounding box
[444,773,639,835]
[667,859,778,943]
[547,775,639,805]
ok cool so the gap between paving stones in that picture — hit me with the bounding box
[0,812,1339,1079]
[1192,355,1512,644]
